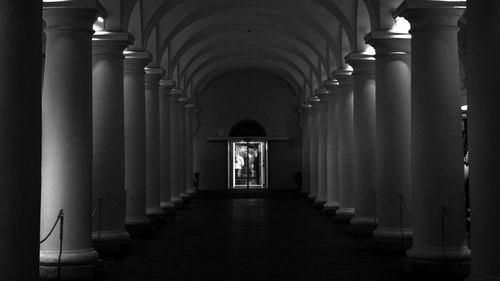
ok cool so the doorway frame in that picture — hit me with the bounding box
[227,138,268,190]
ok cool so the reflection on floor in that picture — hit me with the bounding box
[97,190,411,281]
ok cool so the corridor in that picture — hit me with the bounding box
[97,191,410,281]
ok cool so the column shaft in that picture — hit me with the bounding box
[124,50,152,237]
[0,2,41,280]
[300,104,312,196]
[367,30,412,250]
[466,1,500,280]
[91,32,132,255]
[334,68,355,223]
[160,79,176,215]
[400,1,470,276]
[314,91,329,207]
[324,88,340,214]
[348,52,378,234]
[186,104,196,196]
[41,4,99,279]
[145,67,166,223]
[178,96,190,203]
[307,96,320,203]
[170,89,183,208]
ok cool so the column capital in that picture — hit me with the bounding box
[92,32,133,58]
[322,77,339,91]
[307,96,321,110]
[179,96,190,104]
[124,50,151,73]
[345,52,376,75]
[315,87,331,103]
[160,78,176,88]
[43,3,98,32]
[145,67,164,85]
[365,30,411,56]
[332,66,353,88]
[170,88,183,103]
[397,1,465,31]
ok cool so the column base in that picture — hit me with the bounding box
[373,227,412,252]
[125,217,152,238]
[306,193,317,204]
[172,197,183,209]
[334,207,355,224]
[161,201,176,216]
[323,201,339,215]
[406,246,470,279]
[146,207,167,225]
[180,193,191,204]
[40,249,100,281]
[350,216,377,235]
[313,197,327,208]
[92,231,131,256]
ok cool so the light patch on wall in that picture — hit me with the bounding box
[391,16,411,34]
[461,105,468,111]
[93,17,104,32]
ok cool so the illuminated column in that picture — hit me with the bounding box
[466,1,500,281]
[170,88,184,208]
[91,32,132,255]
[145,67,166,223]
[299,104,312,196]
[307,96,320,203]
[159,79,176,215]
[124,50,152,237]
[366,30,412,250]
[40,3,99,279]
[0,2,40,280]
[314,88,329,207]
[399,1,470,276]
[334,67,355,223]
[323,78,340,215]
[347,52,378,234]
[178,96,190,203]
[186,104,197,196]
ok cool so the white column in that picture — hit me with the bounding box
[41,3,99,279]
[0,2,41,280]
[179,96,190,203]
[314,88,329,207]
[124,50,152,237]
[334,67,355,223]
[299,104,312,197]
[170,88,184,208]
[159,79,176,215]
[186,104,197,196]
[323,78,340,215]
[466,1,500,281]
[347,52,378,235]
[366,30,412,250]
[91,32,132,255]
[307,96,320,203]
[145,67,166,224]
[399,1,470,277]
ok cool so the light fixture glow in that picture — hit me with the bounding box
[461,105,468,111]
[97,17,104,23]
[392,16,411,33]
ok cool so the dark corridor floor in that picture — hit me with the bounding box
[97,190,411,281]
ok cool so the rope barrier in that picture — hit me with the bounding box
[39,209,64,281]
[91,199,103,239]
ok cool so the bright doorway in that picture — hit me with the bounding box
[229,140,267,189]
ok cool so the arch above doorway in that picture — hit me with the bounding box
[229,119,266,137]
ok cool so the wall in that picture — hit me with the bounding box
[193,68,302,190]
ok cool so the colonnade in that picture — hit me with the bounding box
[300,1,494,279]
[37,1,198,278]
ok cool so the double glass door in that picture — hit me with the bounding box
[229,140,267,189]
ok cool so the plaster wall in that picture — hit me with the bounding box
[194,69,302,190]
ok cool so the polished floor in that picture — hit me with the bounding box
[97,190,412,281]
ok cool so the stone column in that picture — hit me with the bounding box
[178,96,190,203]
[323,78,340,215]
[347,52,378,235]
[40,3,99,279]
[334,67,355,223]
[145,67,166,224]
[299,104,312,197]
[170,88,184,208]
[186,104,197,196]
[0,2,41,280]
[307,96,320,203]
[124,50,152,237]
[159,79,176,215]
[466,1,500,281]
[91,32,132,255]
[314,88,329,208]
[399,1,470,277]
[366,30,412,250]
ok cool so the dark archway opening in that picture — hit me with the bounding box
[228,119,266,137]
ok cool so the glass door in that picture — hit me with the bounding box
[230,140,266,189]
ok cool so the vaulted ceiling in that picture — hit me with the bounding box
[98,0,405,103]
